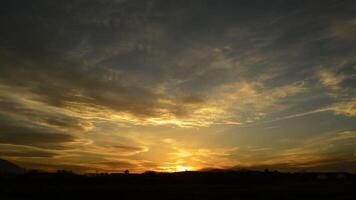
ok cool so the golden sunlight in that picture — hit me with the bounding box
[175,165,194,172]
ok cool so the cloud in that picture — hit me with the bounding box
[257,130,356,169]
[75,144,148,157]
[329,99,356,117]
[233,156,356,173]
[0,96,93,132]
[16,162,101,173]
[328,18,356,41]
[317,68,345,90]
[0,122,77,150]
[0,0,355,172]
[0,144,58,158]
[0,0,354,128]
[209,81,307,123]
[93,160,137,170]
[147,138,241,171]
[16,158,154,173]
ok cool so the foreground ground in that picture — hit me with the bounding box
[1,171,356,199]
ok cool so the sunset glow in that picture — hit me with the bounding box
[175,165,195,172]
[0,0,355,174]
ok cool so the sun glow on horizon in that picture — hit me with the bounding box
[175,165,195,172]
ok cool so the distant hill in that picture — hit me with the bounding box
[0,159,25,174]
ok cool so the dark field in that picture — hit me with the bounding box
[1,171,356,200]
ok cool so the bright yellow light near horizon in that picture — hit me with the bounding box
[175,165,194,172]
[156,164,196,172]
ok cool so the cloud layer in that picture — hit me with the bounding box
[0,0,355,173]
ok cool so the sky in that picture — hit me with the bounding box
[0,0,355,173]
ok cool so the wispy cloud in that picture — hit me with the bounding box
[0,0,355,172]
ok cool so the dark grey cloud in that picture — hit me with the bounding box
[17,160,137,173]
[96,161,136,169]
[17,162,99,173]
[1,0,355,119]
[0,147,57,158]
[108,145,146,152]
[238,155,356,173]
[0,121,77,150]
[0,99,91,131]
